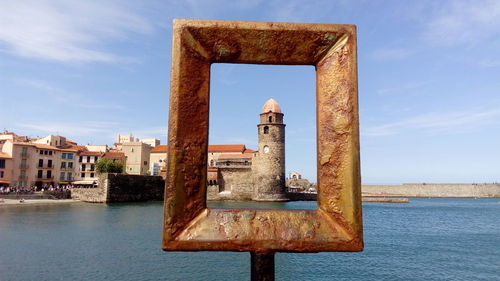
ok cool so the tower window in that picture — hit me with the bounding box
[268,116,273,123]
[263,126,269,134]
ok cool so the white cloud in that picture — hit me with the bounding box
[423,0,500,47]
[0,0,153,63]
[19,121,118,137]
[363,107,500,137]
[17,78,124,109]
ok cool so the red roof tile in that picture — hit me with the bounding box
[150,144,250,154]
[151,145,167,153]
[33,143,58,150]
[208,144,245,153]
[79,151,103,156]
[103,152,125,159]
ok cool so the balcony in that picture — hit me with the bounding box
[19,164,29,169]
[37,164,54,169]
[60,167,74,171]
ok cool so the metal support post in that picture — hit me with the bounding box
[251,252,275,281]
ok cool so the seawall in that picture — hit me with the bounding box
[362,183,500,198]
[71,174,164,203]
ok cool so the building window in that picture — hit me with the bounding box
[60,172,65,180]
[0,171,4,178]
[20,170,26,178]
[49,151,52,155]
[87,156,90,162]
[79,156,83,162]
[38,159,43,168]
[40,150,44,155]
[94,156,98,162]
[38,170,43,178]
[269,116,273,123]
[82,164,86,171]
[61,162,66,169]
[48,160,52,168]
[81,173,85,178]
[47,170,52,178]
[90,173,94,178]
[90,164,95,171]
[0,159,5,169]
[62,153,67,159]
[144,161,148,165]
[22,147,27,154]
[67,173,72,180]
[210,159,214,167]
[44,151,48,155]
[263,126,269,134]
[67,153,73,160]
[68,162,73,169]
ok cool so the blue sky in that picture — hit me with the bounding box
[1,0,499,184]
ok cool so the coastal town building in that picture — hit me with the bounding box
[150,145,167,176]
[0,152,12,187]
[74,151,102,185]
[121,142,152,175]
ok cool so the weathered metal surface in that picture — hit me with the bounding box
[163,19,362,253]
[251,253,275,281]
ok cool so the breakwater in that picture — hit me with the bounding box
[362,183,500,198]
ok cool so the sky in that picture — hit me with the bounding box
[1,0,499,184]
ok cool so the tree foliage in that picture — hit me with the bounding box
[95,158,123,174]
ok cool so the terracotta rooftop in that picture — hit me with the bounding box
[103,152,125,159]
[209,144,246,153]
[33,143,59,150]
[261,98,282,114]
[59,147,79,152]
[13,142,35,146]
[68,145,87,152]
[0,152,12,158]
[150,144,253,154]
[151,145,167,153]
[79,151,103,156]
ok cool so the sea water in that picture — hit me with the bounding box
[0,199,498,281]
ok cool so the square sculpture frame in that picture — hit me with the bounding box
[163,19,363,253]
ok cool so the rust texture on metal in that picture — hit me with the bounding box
[163,19,363,253]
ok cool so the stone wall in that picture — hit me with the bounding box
[362,183,500,198]
[71,173,164,203]
[286,192,317,201]
[209,168,253,201]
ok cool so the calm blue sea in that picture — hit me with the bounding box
[0,199,499,281]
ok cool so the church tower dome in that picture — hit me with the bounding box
[252,98,288,201]
[261,98,282,114]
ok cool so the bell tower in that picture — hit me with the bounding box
[252,98,288,201]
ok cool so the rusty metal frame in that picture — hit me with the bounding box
[163,19,362,254]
